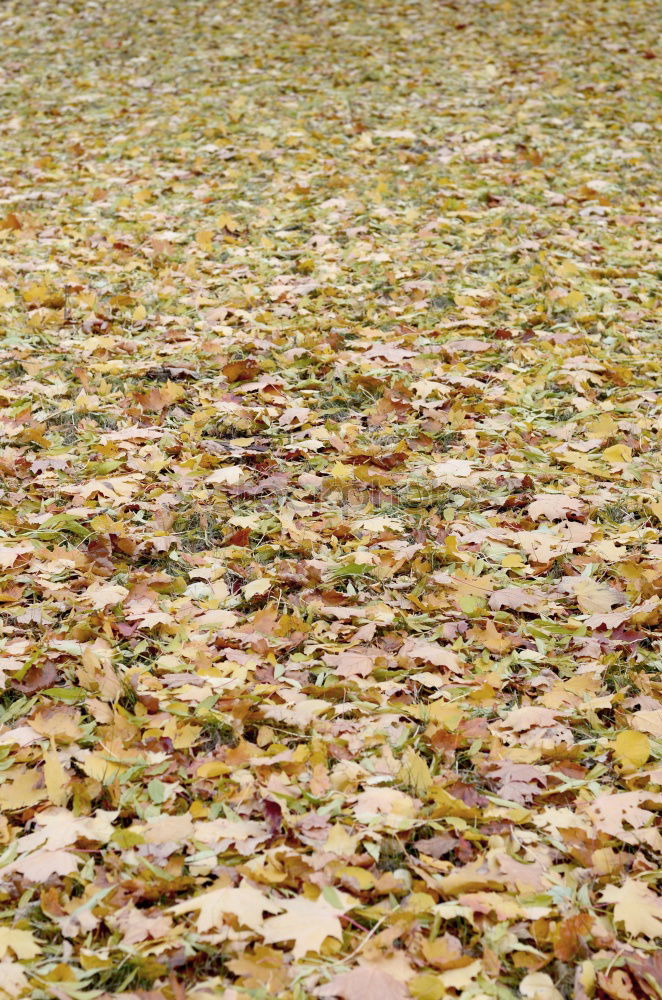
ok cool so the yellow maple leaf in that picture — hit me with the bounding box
[329,461,354,481]
[0,769,48,811]
[573,578,622,614]
[170,882,281,932]
[243,578,271,600]
[559,288,585,309]
[195,229,214,252]
[601,879,662,938]
[602,443,633,464]
[410,973,445,1000]
[427,701,464,732]
[261,895,346,959]
[587,412,618,437]
[0,928,41,960]
[44,751,69,806]
[613,730,650,772]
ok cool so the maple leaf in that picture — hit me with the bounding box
[134,380,185,411]
[323,649,375,678]
[0,542,33,568]
[81,581,129,610]
[584,595,660,629]
[466,619,511,652]
[205,465,247,485]
[398,746,432,795]
[4,849,80,881]
[353,788,418,831]
[429,459,473,484]
[631,709,662,738]
[226,945,289,993]
[553,913,594,961]
[0,959,28,997]
[487,761,547,804]
[169,882,281,933]
[519,972,565,1000]
[319,966,408,1000]
[582,791,662,849]
[601,880,662,939]
[516,523,593,563]
[353,515,402,533]
[243,577,271,600]
[30,706,83,744]
[489,586,546,612]
[613,730,650,771]
[528,494,585,521]
[0,928,41,960]
[398,637,460,672]
[565,576,625,614]
[0,769,48,811]
[111,905,173,946]
[445,337,490,352]
[626,953,662,999]
[414,834,456,859]
[44,749,68,806]
[14,808,117,854]
[498,707,573,749]
[194,816,271,855]
[262,896,346,959]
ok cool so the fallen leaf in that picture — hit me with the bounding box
[262,896,346,959]
[170,883,281,933]
[613,730,650,772]
[81,582,129,610]
[320,966,409,1000]
[601,880,662,939]
[0,929,41,960]
[528,494,585,520]
[520,972,565,1000]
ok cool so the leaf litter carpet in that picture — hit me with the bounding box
[0,0,660,997]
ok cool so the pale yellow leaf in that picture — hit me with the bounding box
[0,929,40,960]
[82,582,129,611]
[0,770,48,811]
[243,578,271,599]
[601,879,662,938]
[398,747,432,795]
[206,466,246,485]
[262,896,346,959]
[44,751,69,806]
[170,882,281,933]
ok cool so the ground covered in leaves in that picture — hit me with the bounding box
[0,0,660,997]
